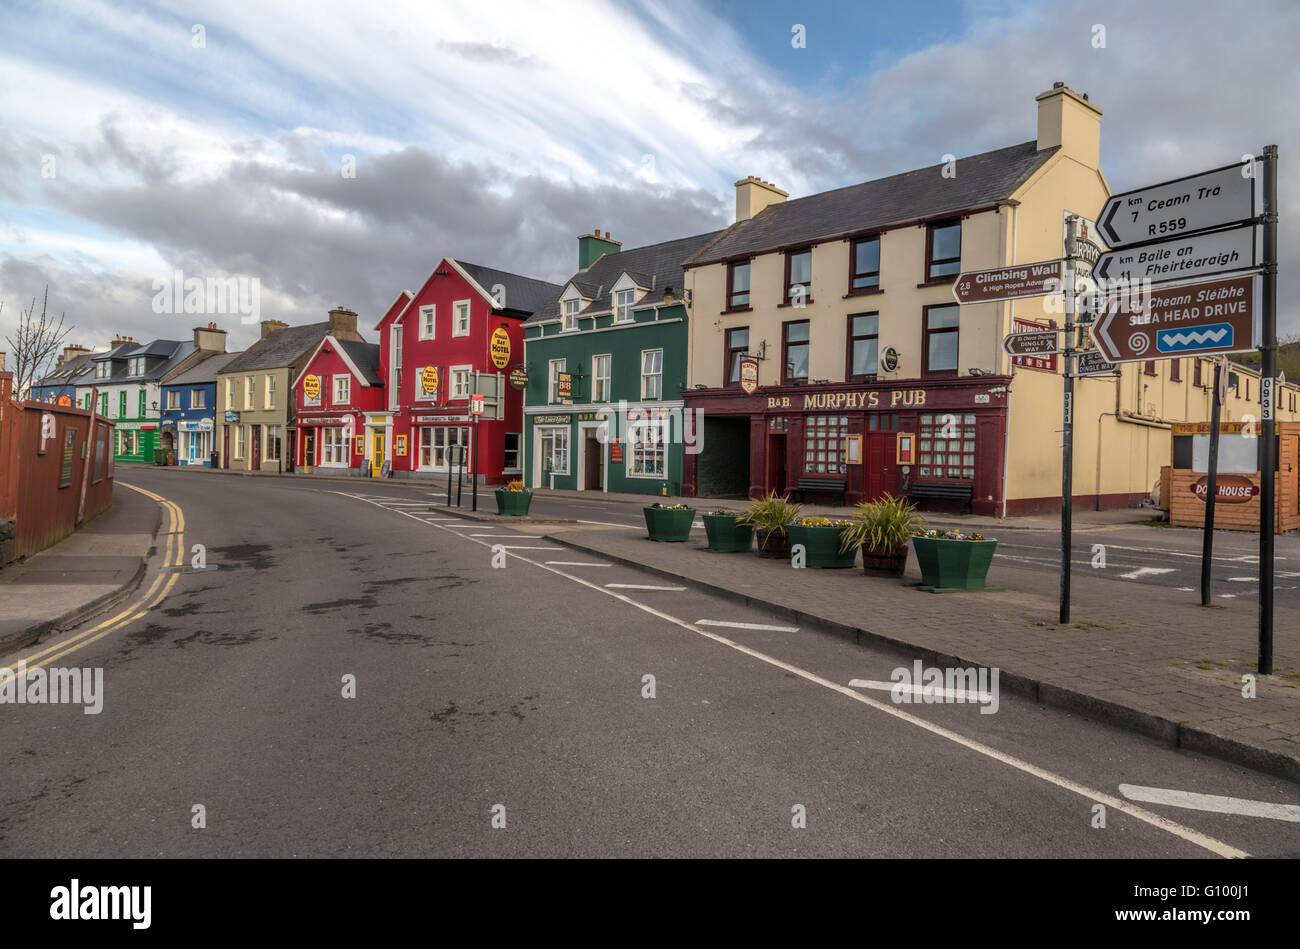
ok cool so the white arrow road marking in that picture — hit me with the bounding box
[1119,785,1300,823]
[696,620,799,633]
[849,679,993,703]
[606,583,686,591]
[1120,567,1176,580]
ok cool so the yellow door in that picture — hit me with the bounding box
[372,431,386,477]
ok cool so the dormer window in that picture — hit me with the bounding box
[616,289,636,322]
[562,299,580,332]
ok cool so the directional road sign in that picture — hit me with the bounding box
[1093,223,1258,289]
[1002,330,1060,357]
[1096,161,1256,248]
[1072,349,1116,377]
[953,259,1063,304]
[1093,273,1257,363]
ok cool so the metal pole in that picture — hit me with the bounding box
[1258,144,1278,675]
[1200,362,1222,605]
[456,444,463,507]
[1061,217,1077,624]
[447,441,453,507]
[471,416,479,511]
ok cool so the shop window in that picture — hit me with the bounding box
[803,414,848,475]
[917,413,976,480]
[503,432,521,471]
[628,417,667,478]
[320,427,347,465]
[725,328,749,386]
[419,426,469,470]
[847,313,878,380]
[785,248,812,303]
[539,427,570,475]
[233,425,245,459]
[783,320,810,382]
[266,425,281,462]
[850,237,880,291]
[927,220,961,280]
[923,305,959,376]
[727,260,751,310]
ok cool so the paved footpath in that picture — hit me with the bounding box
[438,508,1300,781]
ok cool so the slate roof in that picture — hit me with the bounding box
[36,352,94,387]
[221,322,334,373]
[335,339,382,385]
[82,339,194,383]
[527,229,725,324]
[455,261,563,316]
[686,141,1060,267]
[162,351,242,387]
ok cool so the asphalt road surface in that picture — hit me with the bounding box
[3,468,1298,858]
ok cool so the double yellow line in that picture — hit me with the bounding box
[6,482,185,672]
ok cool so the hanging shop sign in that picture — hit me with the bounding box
[490,328,512,369]
[303,374,321,402]
[508,367,529,389]
[739,356,759,395]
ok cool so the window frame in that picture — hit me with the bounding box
[449,365,472,401]
[1170,358,1181,382]
[781,319,810,384]
[452,299,471,337]
[916,412,977,482]
[266,373,276,409]
[925,219,962,283]
[548,358,567,403]
[783,247,812,305]
[562,298,581,332]
[640,349,663,400]
[726,259,752,312]
[166,389,180,410]
[332,374,351,406]
[626,416,668,479]
[724,327,750,387]
[846,312,879,382]
[502,432,521,472]
[538,426,570,476]
[244,376,255,410]
[615,289,636,323]
[592,354,611,403]
[419,304,436,340]
[922,304,960,378]
[848,236,881,295]
[190,388,205,409]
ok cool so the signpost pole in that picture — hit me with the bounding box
[1200,362,1223,606]
[447,447,453,507]
[1258,145,1278,675]
[471,416,479,512]
[456,447,463,507]
[1060,218,1077,624]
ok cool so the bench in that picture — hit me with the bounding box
[794,478,847,504]
[909,481,974,513]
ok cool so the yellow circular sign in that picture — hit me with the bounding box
[421,365,439,394]
[303,374,321,400]
[490,327,511,369]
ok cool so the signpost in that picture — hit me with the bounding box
[1259,146,1278,676]
[1091,273,1258,363]
[1096,161,1256,248]
[469,395,484,511]
[1200,359,1226,606]
[953,259,1063,304]
[1002,330,1060,357]
[1072,349,1116,377]
[1093,224,1258,289]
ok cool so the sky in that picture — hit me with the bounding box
[1,0,1297,356]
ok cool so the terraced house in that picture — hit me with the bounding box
[522,228,722,495]
[217,309,364,471]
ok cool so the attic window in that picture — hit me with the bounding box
[615,289,636,322]
[562,299,580,332]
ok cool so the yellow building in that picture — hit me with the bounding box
[681,83,1298,514]
[217,309,364,471]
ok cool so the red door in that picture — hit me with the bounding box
[222,426,230,469]
[250,424,261,470]
[766,434,787,495]
[865,433,901,501]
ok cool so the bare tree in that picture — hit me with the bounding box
[2,286,74,399]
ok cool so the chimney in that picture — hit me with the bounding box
[328,306,359,339]
[57,344,90,367]
[734,176,788,224]
[260,319,288,339]
[193,324,228,353]
[1036,82,1102,168]
[110,334,133,348]
[578,229,622,270]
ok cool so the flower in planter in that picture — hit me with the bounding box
[914,527,989,541]
[650,502,691,510]
[505,479,529,492]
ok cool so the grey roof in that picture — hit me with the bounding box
[82,339,193,382]
[334,339,382,385]
[90,342,136,363]
[455,261,563,316]
[36,352,95,387]
[162,351,242,386]
[221,322,334,373]
[528,229,725,324]
[687,141,1059,267]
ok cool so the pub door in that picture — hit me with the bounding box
[864,432,901,501]
[766,433,787,495]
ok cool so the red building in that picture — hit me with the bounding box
[291,336,385,475]
[374,259,560,483]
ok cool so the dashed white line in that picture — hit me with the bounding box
[1119,567,1176,580]
[695,619,799,633]
[606,583,687,591]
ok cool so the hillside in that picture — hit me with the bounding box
[1229,337,1300,379]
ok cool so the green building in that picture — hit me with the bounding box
[522,229,722,495]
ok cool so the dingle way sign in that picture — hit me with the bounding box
[1002,330,1060,357]
[1072,349,1116,377]
[1092,273,1258,363]
[953,259,1064,304]
[1093,223,1258,290]
[1096,160,1256,248]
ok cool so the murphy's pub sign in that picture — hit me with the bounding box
[766,388,929,410]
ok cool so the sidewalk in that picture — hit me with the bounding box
[0,486,161,654]
[458,513,1300,781]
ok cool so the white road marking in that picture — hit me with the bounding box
[1119,567,1176,580]
[498,545,564,550]
[849,679,993,703]
[606,583,687,591]
[1119,784,1300,823]
[696,619,799,633]
[336,491,1251,859]
[1218,594,1237,599]
[577,519,640,529]
[1226,577,1258,583]
[545,561,611,567]
[471,534,541,539]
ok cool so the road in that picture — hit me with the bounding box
[3,467,1298,858]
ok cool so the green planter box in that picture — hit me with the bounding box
[495,490,532,516]
[787,524,857,569]
[702,513,753,553]
[643,506,695,542]
[911,536,999,591]
[153,448,166,466]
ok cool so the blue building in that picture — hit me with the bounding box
[160,349,240,465]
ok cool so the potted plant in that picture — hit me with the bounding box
[738,492,802,559]
[910,528,1000,591]
[643,502,696,542]
[839,495,924,577]
[494,479,533,516]
[787,516,857,568]
[701,509,753,553]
